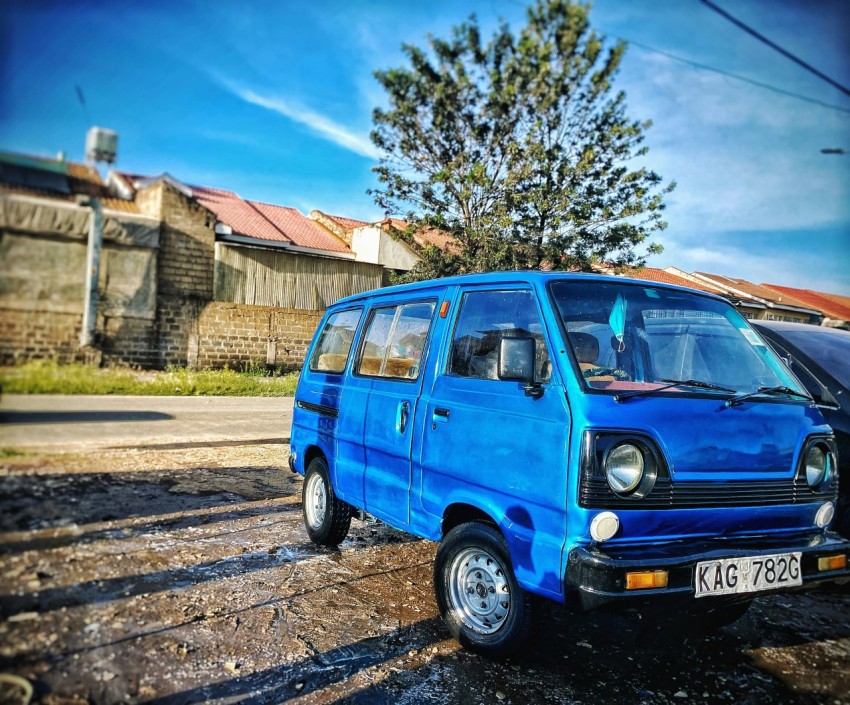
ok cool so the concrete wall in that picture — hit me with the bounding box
[351,225,420,271]
[0,194,160,366]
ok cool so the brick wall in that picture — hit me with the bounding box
[147,182,216,299]
[195,302,322,370]
[0,308,82,364]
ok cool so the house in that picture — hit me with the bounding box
[621,266,733,296]
[651,269,818,323]
[760,284,850,329]
[309,211,456,282]
[1,150,383,369]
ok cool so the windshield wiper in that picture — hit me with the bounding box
[725,385,814,407]
[614,378,737,403]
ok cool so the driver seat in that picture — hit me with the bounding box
[570,332,615,382]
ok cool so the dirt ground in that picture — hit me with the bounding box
[1,441,849,705]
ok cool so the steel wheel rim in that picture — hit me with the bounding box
[448,546,511,634]
[304,472,327,529]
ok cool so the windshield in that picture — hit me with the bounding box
[550,280,806,398]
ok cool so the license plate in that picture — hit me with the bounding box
[695,552,802,597]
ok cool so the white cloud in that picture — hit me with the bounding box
[648,240,850,295]
[220,80,381,160]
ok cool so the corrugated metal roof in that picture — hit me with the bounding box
[0,153,140,213]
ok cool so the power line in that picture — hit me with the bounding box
[501,0,850,115]
[620,38,850,116]
[700,0,850,98]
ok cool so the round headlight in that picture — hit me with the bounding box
[605,443,645,494]
[805,446,827,488]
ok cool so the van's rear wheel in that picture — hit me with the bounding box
[434,522,540,658]
[302,457,351,546]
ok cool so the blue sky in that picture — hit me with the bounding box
[2,0,848,294]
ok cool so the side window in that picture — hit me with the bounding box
[450,290,551,383]
[308,309,362,374]
[357,301,435,380]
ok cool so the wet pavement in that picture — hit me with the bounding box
[0,397,849,704]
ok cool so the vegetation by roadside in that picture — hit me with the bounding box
[0,360,299,396]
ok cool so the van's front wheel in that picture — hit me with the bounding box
[434,522,540,658]
[302,457,351,546]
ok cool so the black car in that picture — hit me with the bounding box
[752,320,850,537]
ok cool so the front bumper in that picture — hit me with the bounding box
[565,531,850,611]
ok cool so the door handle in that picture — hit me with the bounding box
[433,407,450,423]
[396,401,410,434]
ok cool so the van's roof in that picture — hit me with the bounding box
[331,270,730,307]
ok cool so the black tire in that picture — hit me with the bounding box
[434,522,541,658]
[302,456,351,546]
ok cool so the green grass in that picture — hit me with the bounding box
[0,447,26,458]
[0,361,300,396]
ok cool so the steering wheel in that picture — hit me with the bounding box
[583,366,631,381]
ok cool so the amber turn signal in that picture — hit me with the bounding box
[817,554,847,572]
[625,570,668,590]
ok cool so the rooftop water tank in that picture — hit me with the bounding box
[85,127,118,164]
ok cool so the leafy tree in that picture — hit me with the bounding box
[370,0,674,280]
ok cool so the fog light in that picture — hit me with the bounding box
[815,502,835,528]
[817,554,847,572]
[625,570,669,590]
[590,512,620,542]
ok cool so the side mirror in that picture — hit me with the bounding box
[498,336,535,383]
[499,337,543,398]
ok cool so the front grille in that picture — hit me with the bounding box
[579,430,838,510]
[579,476,834,510]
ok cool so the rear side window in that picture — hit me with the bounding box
[308,309,362,374]
[449,290,551,383]
[357,302,435,380]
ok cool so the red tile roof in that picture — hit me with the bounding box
[191,186,350,253]
[379,218,458,253]
[192,186,291,244]
[115,173,352,254]
[248,201,350,253]
[625,267,727,295]
[761,284,850,321]
[694,272,817,311]
[322,213,370,231]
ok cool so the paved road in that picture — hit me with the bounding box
[0,395,294,450]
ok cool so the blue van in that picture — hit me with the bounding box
[289,272,849,656]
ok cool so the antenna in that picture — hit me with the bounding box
[75,85,92,126]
